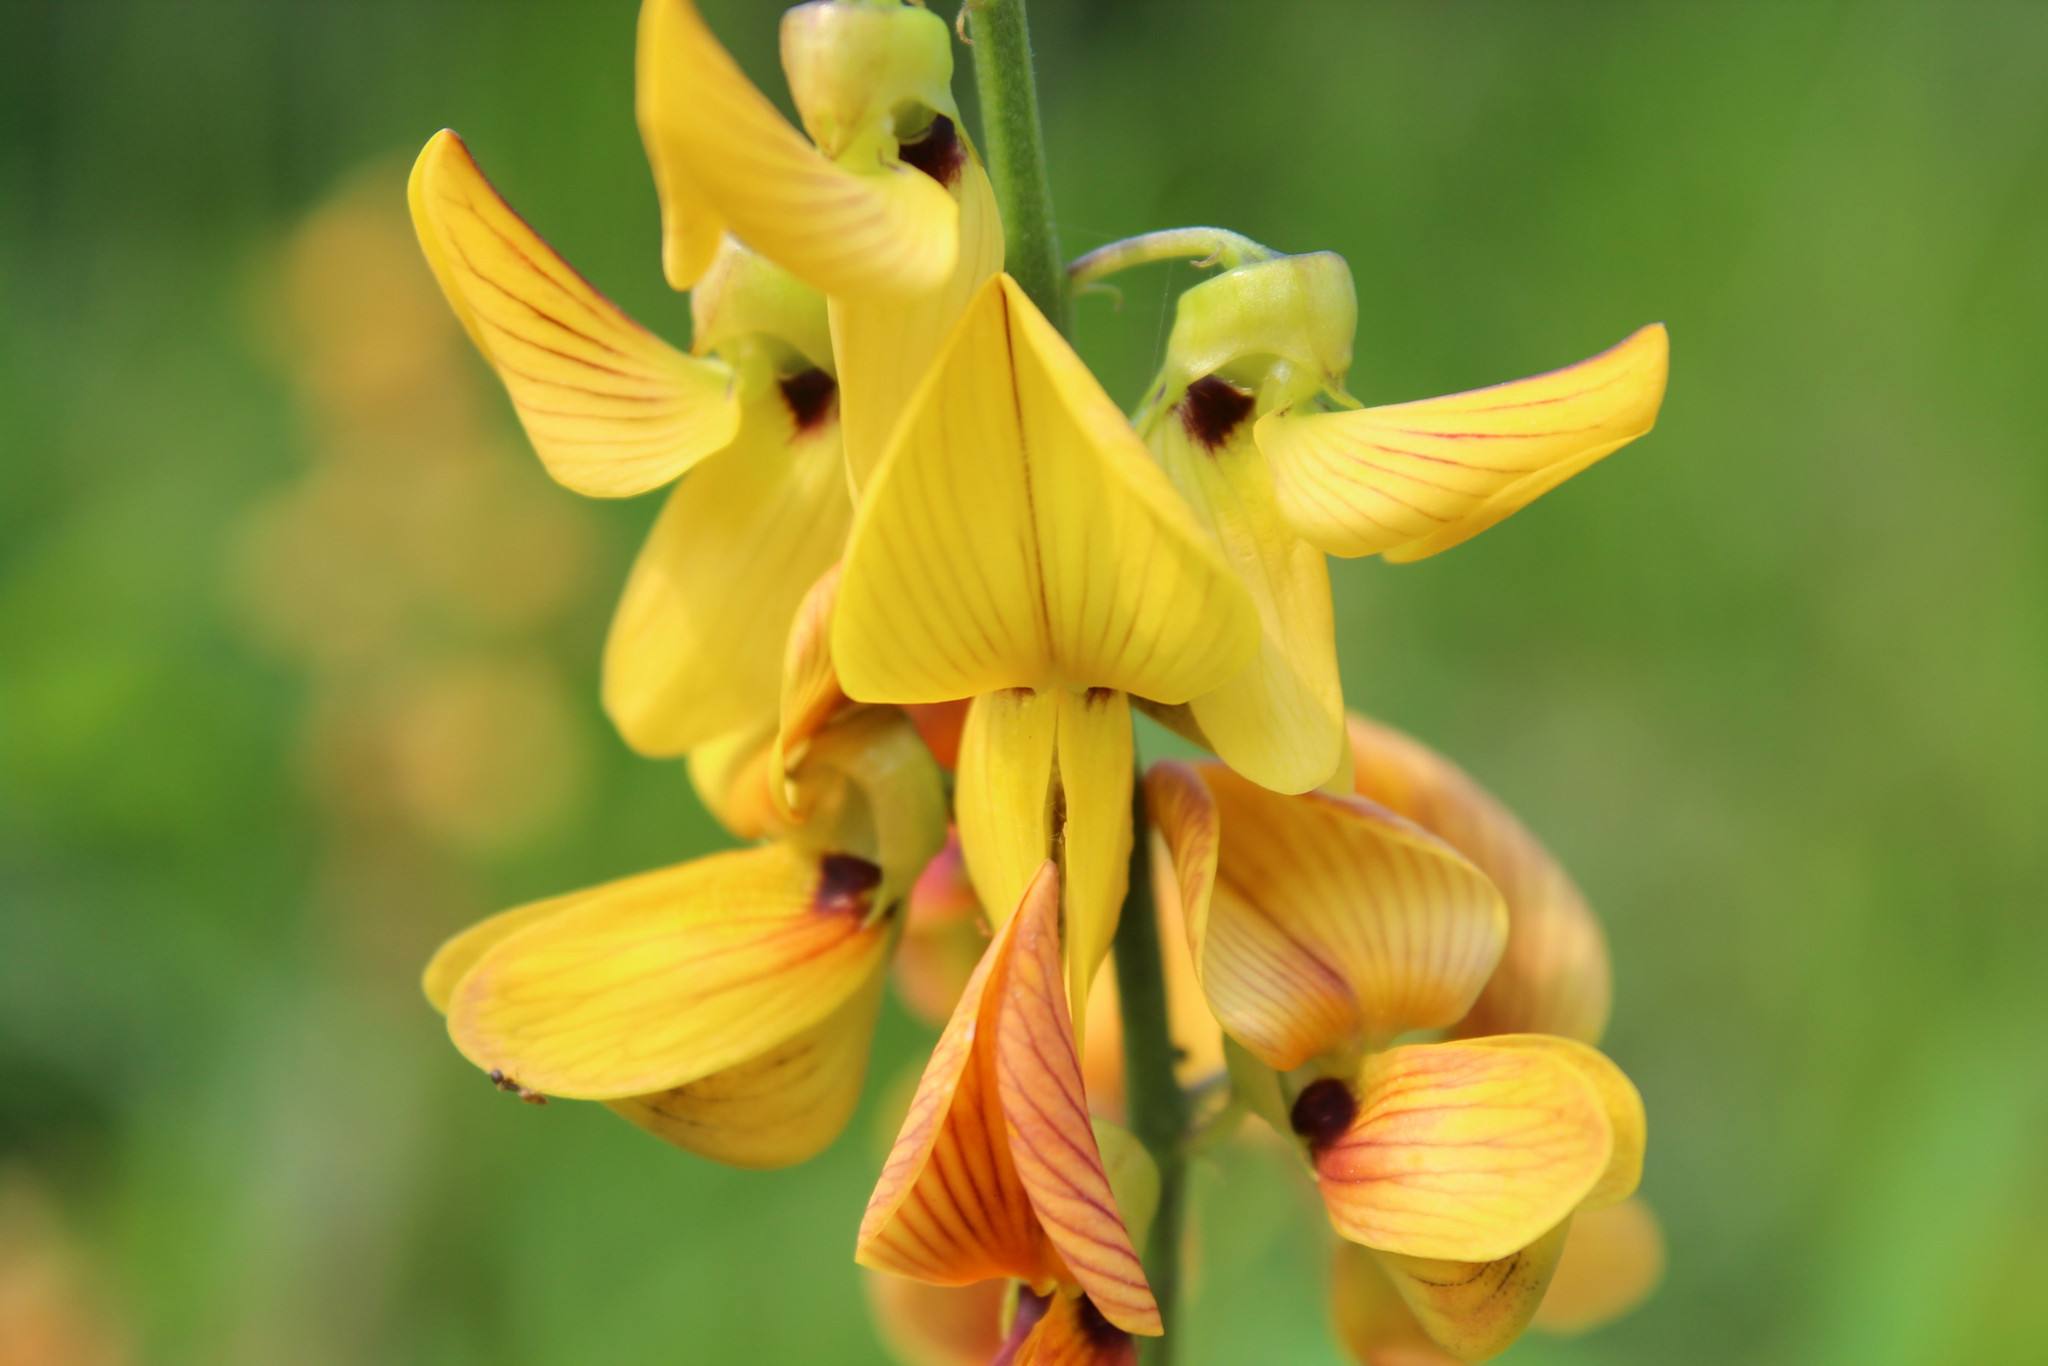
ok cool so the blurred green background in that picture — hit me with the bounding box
[4,1,2044,1362]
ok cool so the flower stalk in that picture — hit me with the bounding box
[1068,227,1279,290]
[966,0,1068,333]
[1112,777,1190,1362]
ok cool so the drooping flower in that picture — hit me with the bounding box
[857,863,1163,1341]
[422,704,945,1167]
[637,0,1005,491]
[1133,247,1667,794]
[409,130,847,756]
[832,271,1261,1019]
[1147,752,1647,1360]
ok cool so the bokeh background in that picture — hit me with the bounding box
[4,1,2045,1362]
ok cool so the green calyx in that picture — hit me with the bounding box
[780,0,958,165]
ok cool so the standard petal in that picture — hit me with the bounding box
[1529,1198,1665,1335]
[602,385,850,756]
[833,275,1258,705]
[1463,1035,1644,1209]
[1054,689,1134,1019]
[859,868,1159,1336]
[832,135,1006,493]
[1256,324,1668,561]
[609,966,884,1168]
[1148,384,1345,794]
[1348,715,1612,1043]
[1379,1219,1572,1361]
[408,129,740,497]
[1307,1042,1615,1263]
[447,844,892,1099]
[1189,765,1507,1068]
[635,0,957,297]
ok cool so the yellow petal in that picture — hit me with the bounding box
[408,129,740,497]
[772,562,849,815]
[1181,764,1507,1068]
[1463,1035,1645,1209]
[421,894,574,1014]
[955,688,1133,1023]
[686,724,784,842]
[832,139,1005,493]
[1529,1198,1664,1335]
[859,866,1160,1336]
[447,844,893,1099]
[1302,1042,1614,1263]
[609,965,884,1168]
[635,0,957,297]
[1004,1289,1138,1365]
[1347,714,1612,1044]
[602,383,850,755]
[1255,324,1668,561]
[1054,689,1134,1019]
[954,688,1059,937]
[834,275,1258,704]
[1147,380,1344,793]
[1379,1219,1572,1361]
[1328,1240,1462,1366]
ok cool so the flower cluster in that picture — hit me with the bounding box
[408,2,1668,1361]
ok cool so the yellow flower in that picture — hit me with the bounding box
[408,130,847,756]
[637,0,1005,492]
[1147,745,1648,1361]
[421,704,945,1167]
[856,864,1163,1341]
[831,270,1260,1020]
[1137,250,1668,794]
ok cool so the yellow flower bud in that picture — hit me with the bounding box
[779,0,957,162]
[1159,252,1357,413]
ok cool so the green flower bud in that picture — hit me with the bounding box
[691,236,835,379]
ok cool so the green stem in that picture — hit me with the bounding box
[967,0,1068,333]
[1068,227,1278,290]
[1112,775,1189,1361]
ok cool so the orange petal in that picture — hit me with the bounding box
[447,844,893,1099]
[1348,714,1611,1043]
[999,1289,1138,1366]
[771,562,849,817]
[1329,1240,1461,1366]
[1299,1041,1615,1263]
[859,866,1160,1335]
[1181,765,1507,1068]
[1378,1220,1572,1361]
[408,129,739,497]
[865,1273,1008,1366]
[1462,1035,1645,1209]
[1255,325,1668,562]
[895,836,991,1026]
[1529,1198,1665,1335]
[609,965,884,1168]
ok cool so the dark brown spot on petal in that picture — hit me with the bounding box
[899,113,964,188]
[1289,1076,1356,1151]
[815,853,883,917]
[778,368,838,434]
[1083,685,1117,707]
[1179,375,1255,451]
[1074,1295,1131,1352]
